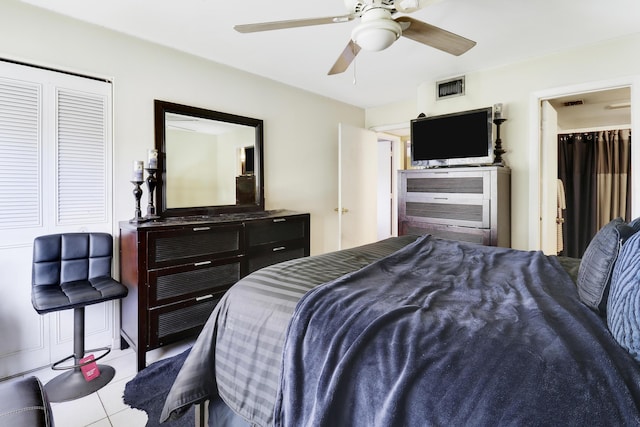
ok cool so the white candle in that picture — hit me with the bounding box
[133,160,144,182]
[493,103,506,120]
[148,149,158,169]
[493,103,502,120]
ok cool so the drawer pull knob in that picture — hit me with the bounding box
[194,261,212,266]
[196,294,214,302]
[193,227,211,232]
[273,218,286,223]
[273,246,286,252]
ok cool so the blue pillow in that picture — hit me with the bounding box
[577,218,636,314]
[607,232,640,362]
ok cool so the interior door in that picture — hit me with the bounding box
[338,123,388,250]
[540,100,559,254]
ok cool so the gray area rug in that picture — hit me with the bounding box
[123,348,193,427]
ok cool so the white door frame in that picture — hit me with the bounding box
[539,100,559,255]
[528,76,640,250]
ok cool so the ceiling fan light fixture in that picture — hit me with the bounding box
[395,0,442,13]
[351,9,402,51]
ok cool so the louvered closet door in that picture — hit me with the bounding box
[0,61,113,377]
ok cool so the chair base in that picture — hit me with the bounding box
[44,364,115,403]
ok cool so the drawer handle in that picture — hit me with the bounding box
[194,261,212,266]
[273,246,286,252]
[193,227,211,232]
[273,218,286,223]
[434,197,449,200]
[196,294,214,302]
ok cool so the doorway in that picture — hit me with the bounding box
[533,79,637,255]
[337,123,407,250]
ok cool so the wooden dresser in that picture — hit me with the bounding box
[119,209,310,370]
[398,166,510,247]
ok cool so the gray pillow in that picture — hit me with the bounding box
[629,216,640,233]
[607,231,640,362]
[577,218,636,314]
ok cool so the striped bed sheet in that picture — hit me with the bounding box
[162,235,420,426]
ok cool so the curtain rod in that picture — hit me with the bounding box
[0,58,111,83]
[559,125,631,134]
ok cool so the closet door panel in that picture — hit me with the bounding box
[0,61,114,377]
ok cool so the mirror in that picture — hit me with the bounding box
[154,100,264,217]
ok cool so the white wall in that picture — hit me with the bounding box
[366,33,640,250]
[165,128,227,207]
[1,0,365,255]
[365,99,417,130]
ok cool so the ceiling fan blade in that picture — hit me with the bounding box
[235,14,355,33]
[328,40,362,75]
[395,16,476,56]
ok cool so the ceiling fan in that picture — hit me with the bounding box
[234,0,476,75]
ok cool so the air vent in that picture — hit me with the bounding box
[436,76,465,100]
[563,99,584,107]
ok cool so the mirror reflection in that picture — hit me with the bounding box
[165,113,256,208]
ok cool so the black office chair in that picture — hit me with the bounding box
[31,232,128,402]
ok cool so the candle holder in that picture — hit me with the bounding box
[493,117,507,165]
[144,167,160,220]
[129,180,147,224]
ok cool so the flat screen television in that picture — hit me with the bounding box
[410,107,494,168]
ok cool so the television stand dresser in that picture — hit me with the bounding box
[398,166,510,247]
[119,209,310,371]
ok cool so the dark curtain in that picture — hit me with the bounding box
[558,133,598,258]
[558,130,632,258]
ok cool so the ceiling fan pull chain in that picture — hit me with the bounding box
[353,58,357,85]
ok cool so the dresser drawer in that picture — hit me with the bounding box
[404,170,490,198]
[400,221,490,246]
[247,246,307,274]
[403,195,490,228]
[148,257,242,306]
[147,224,243,268]
[148,294,221,348]
[246,215,309,247]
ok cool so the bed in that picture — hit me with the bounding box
[161,217,640,426]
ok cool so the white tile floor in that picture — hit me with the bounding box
[3,339,194,427]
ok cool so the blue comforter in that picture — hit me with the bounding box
[274,235,640,426]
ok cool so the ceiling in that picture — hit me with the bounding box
[19,0,640,109]
[549,87,631,131]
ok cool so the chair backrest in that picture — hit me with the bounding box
[32,233,114,287]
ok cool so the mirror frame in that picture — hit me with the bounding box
[154,100,265,217]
